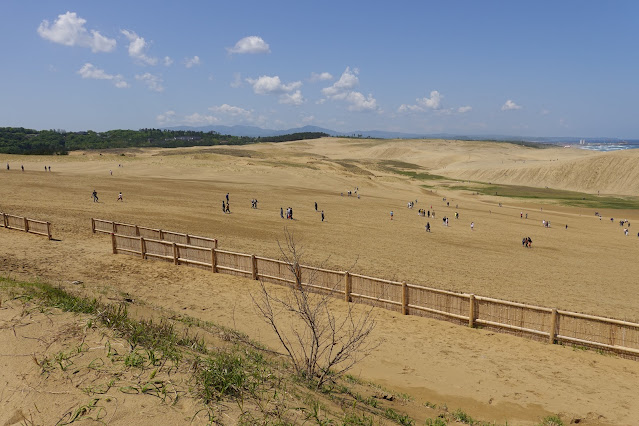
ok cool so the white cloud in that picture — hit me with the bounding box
[209,104,252,118]
[398,103,423,113]
[163,56,173,66]
[135,72,164,92]
[316,98,326,105]
[37,12,116,53]
[184,113,219,125]
[301,115,315,124]
[322,67,359,97]
[418,90,442,110]
[230,72,243,88]
[156,110,176,125]
[246,75,302,95]
[184,55,200,68]
[279,90,305,106]
[227,36,270,54]
[121,30,157,65]
[77,63,128,88]
[501,99,522,111]
[457,106,472,113]
[343,91,377,111]
[310,72,333,82]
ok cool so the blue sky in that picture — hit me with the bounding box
[1,1,637,138]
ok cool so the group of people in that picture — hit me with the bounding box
[91,190,123,203]
[522,236,533,248]
[281,207,294,220]
[341,187,360,199]
[5,163,51,172]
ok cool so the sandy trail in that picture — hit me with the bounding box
[2,139,639,424]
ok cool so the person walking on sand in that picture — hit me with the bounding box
[470,222,474,231]
[315,202,318,211]
[321,210,325,222]
[226,193,229,203]
[280,207,284,219]
[117,192,123,201]
[225,202,230,214]
[222,201,226,212]
[390,211,394,220]
[92,190,98,203]
[426,222,431,232]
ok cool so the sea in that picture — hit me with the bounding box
[578,142,639,152]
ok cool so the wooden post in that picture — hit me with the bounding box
[172,243,178,265]
[135,225,140,236]
[111,233,117,254]
[159,229,165,241]
[548,308,558,344]
[251,255,257,280]
[401,281,408,315]
[468,294,476,328]
[112,222,116,234]
[24,217,29,233]
[91,218,96,233]
[46,222,52,240]
[211,248,217,273]
[3,213,7,228]
[214,239,218,249]
[294,262,302,290]
[140,237,146,259]
[344,272,352,303]
[186,234,191,245]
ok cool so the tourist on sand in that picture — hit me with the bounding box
[48,166,51,171]
[110,170,112,176]
[280,207,284,219]
[321,210,325,222]
[117,192,123,201]
[565,224,568,229]
[426,222,430,232]
[390,211,394,220]
[470,222,474,231]
[45,166,47,171]
[226,193,229,203]
[225,203,230,214]
[315,202,318,211]
[92,190,98,202]
[6,163,9,170]
[222,201,226,212]
[21,165,24,171]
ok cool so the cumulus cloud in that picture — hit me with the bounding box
[230,72,243,88]
[184,55,200,68]
[163,56,173,66]
[320,67,379,112]
[310,72,333,82]
[209,104,252,118]
[246,75,302,95]
[77,63,128,88]
[227,36,270,54]
[156,110,176,125]
[322,67,359,97]
[279,90,305,106]
[135,72,164,92]
[37,12,116,53]
[184,113,218,125]
[121,30,157,65]
[457,106,472,113]
[501,99,522,111]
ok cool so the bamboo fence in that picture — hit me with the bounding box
[102,218,639,360]
[1,212,52,239]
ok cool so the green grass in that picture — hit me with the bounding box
[449,183,639,209]
[379,160,448,181]
[538,415,563,426]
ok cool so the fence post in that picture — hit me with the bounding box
[214,239,218,249]
[91,218,96,233]
[251,255,258,280]
[294,262,302,290]
[173,243,178,265]
[211,248,217,273]
[140,237,146,259]
[111,233,117,254]
[548,308,558,344]
[3,213,7,228]
[24,217,29,233]
[344,272,352,303]
[468,294,476,328]
[112,222,116,234]
[401,281,408,315]
[46,222,52,240]
[186,234,191,245]
[135,225,140,236]
[159,229,165,241]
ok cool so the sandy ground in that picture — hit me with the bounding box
[2,138,639,424]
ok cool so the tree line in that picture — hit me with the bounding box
[0,127,329,155]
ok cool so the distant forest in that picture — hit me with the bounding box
[0,127,329,155]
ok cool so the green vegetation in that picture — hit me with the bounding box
[379,160,447,181]
[0,127,329,155]
[537,415,564,426]
[450,182,639,209]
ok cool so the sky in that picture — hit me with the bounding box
[1,1,638,138]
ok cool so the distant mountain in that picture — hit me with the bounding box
[164,125,635,145]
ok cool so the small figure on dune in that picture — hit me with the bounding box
[92,190,99,203]
[117,192,123,201]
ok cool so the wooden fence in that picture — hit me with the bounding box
[105,224,639,360]
[92,218,217,248]
[1,212,52,240]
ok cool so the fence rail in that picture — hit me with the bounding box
[105,222,639,361]
[1,212,52,239]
